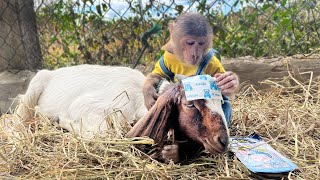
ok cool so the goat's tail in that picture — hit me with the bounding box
[16,70,50,120]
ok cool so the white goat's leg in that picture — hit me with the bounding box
[55,115,88,137]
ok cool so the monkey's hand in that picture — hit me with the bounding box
[214,71,239,97]
[161,144,180,163]
[143,73,162,110]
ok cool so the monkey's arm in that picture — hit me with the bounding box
[143,73,163,110]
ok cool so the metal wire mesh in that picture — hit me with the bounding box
[0,0,319,71]
[0,0,42,71]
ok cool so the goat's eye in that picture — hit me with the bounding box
[185,101,195,108]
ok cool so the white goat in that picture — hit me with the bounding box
[16,64,148,138]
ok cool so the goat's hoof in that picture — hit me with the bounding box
[161,144,179,163]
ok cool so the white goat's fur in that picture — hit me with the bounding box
[205,100,229,135]
[16,65,148,138]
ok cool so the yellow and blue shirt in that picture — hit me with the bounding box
[152,49,225,81]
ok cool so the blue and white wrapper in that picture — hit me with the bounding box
[230,133,298,173]
[181,75,223,101]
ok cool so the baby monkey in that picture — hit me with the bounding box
[143,12,239,109]
[142,12,239,163]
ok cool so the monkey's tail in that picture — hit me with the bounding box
[16,70,51,120]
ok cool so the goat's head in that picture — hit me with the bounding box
[127,80,229,155]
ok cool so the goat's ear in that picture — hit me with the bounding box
[126,83,181,147]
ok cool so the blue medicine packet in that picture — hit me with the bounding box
[181,75,222,101]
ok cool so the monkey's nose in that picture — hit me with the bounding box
[192,54,199,59]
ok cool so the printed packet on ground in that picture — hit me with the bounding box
[230,133,298,173]
[181,75,222,101]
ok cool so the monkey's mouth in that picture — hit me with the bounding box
[202,137,229,154]
[184,58,201,66]
[186,59,200,66]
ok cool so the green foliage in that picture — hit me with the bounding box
[212,0,319,57]
[36,0,320,69]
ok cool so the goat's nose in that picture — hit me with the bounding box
[218,133,229,150]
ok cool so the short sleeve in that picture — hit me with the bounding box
[151,60,166,77]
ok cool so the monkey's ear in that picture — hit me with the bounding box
[168,22,175,33]
[161,22,175,52]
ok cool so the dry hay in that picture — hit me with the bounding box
[0,74,319,179]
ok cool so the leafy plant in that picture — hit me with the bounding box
[36,0,320,69]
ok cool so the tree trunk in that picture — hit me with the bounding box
[0,0,42,72]
[17,0,43,70]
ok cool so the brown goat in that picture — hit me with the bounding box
[127,80,229,163]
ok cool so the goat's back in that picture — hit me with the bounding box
[17,64,148,138]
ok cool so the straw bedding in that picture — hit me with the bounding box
[0,74,319,179]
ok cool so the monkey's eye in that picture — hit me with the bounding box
[198,42,205,46]
[185,101,195,108]
[186,40,195,46]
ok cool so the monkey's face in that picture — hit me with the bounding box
[176,36,210,66]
